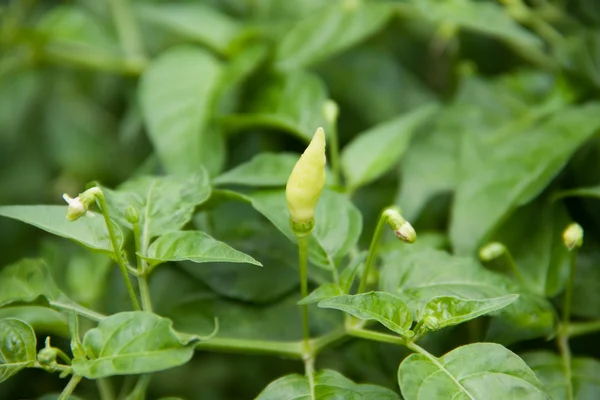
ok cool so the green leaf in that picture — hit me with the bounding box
[106,173,211,240]
[319,292,413,338]
[0,205,120,255]
[0,306,68,337]
[248,189,362,270]
[222,70,328,141]
[398,343,551,400]
[135,2,241,55]
[143,231,262,268]
[522,351,600,400]
[72,311,195,378]
[139,46,224,176]
[451,102,600,255]
[0,318,37,383]
[341,103,439,191]
[214,152,299,187]
[66,251,112,306]
[298,284,344,305]
[257,369,400,399]
[419,295,518,331]
[275,2,394,69]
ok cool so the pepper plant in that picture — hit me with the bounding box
[3,0,600,399]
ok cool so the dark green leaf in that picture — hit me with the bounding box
[398,343,550,400]
[143,231,261,268]
[319,292,413,338]
[0,318,37,383]
[139,46,224,176]
[72,311,195,378]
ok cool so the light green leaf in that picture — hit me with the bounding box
[298,284,344,305]
[107,173,211,240]
[135,2,241,55]
[341,103,438,191]
[0,318,37,383]
[222,70,328,141]
[0,205,120,254]
[257,369,400,399]
[248,189,362,270]
[319,292,413,338]
[275,2,394,69]
[143,231,262,268]
[139,46,224,176]
[451,102,600,255]
[522,351,600,400]
[214,152,299,187]
[398,343,551,400]
[72,311,195,378]
[419,295,518,331]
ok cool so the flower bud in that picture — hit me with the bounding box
[479,242,507,262]
[383,208,417,243]
[563,223,583,251]
[37,347,58,366]
[423,315,441,331]
[323,100,339,125]
[62,187,101,221]
[125,205,140,224]
[286,127,326,233]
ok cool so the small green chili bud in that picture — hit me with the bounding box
[62,187,102,221]
[479,242,507,262]
[383,208,417,243]
[125,205,140,224]
[563,223,583,251]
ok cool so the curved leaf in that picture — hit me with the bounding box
[318,292,413,338]
[398,343,551,400]
[72,311,195,378]
[139,46,224,176]
[0,318,37,383]
[143,231,262,268]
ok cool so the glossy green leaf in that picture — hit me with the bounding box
[298,284,344,305]
[0,205,120,254]
[0,318,37,383]
[319,292,413,338]
[451,102,600,255]
[106,173,211,240]
[522,351,600,400]
[214,153,299,187]
[398,343,550,400]
[143,231,261,268]
[139,46,224,176]
[135,2,241,55]
[257,369,400,399]
[248,189,362,270]
[341,104,438,191]
[419,295,518,331]
[72,311,195,378]
[222,71,328,141]
[275,2,394,69]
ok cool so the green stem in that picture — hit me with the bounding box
[310,327,348,354]
[96,192,140,310]
[328,121,341,188]
[348,328,406,346]
[297,235,311,353]
[97,379,116,400]
[50,301,106,322]
[58,375,83,400]
[558,334,573,400]
[133,220,152,312]
[568,320,600,338]
[107,0,146,61]
[558,250,578,400]
[503,251,528,288]
[195,337,304,359]
[126,375,152,400]
[562,251,577,328]
[357,210,388,294]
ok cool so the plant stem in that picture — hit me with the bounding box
[50,301,106,322]
[107,0,146,62]
[97,379,115,400]
[195,337,304,359]
[58,375,83,400]
[357,211,388,294]
[348,328,406,346]
[568,320,600,338]
[504,250,528,289]
[96,192,140,311]
[558,250,578,400]
[328,121,341,188]
[310,327,348,354]
[132,220,152,312]
[126,375,152,400]
[297,235,312,353]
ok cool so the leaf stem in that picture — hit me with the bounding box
[126,375,152,400]
[96,379,115,400]
[297,235,312,353]
[107,0,146,63]
[568,320,600,338]
[50,300,106,322]
[357,210,388,294]
[195,337,304,359]
[58,374,83,400]
[328,119,342,188]
[557,250,578,400]
[348,328,406,346]
[95,192,140,311]
[132,220,152,312]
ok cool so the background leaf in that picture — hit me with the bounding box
[0,318,37,383]
[214,152,299,187]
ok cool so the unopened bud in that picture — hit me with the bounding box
[62,187,102,221]
[323,100,339,124]
[37,347,58,365]
[479,242,507,262]
[125,206,140,224]
[423,315,441,331]
[383,208,417,243]
[563,223,583,251]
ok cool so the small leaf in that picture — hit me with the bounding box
[398,343,551,400]
[257,369,400,400]
[341,104,439,191]
[72,311,195,378]
[419,295,518,331]
[214,152,299,187]
[0,318,37,383]
[139,46,224,176]
[0,205,120,255]
[298,284,344,305]
[275,2,394,69]
[319,292,413,338]
[143,231,262,268]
